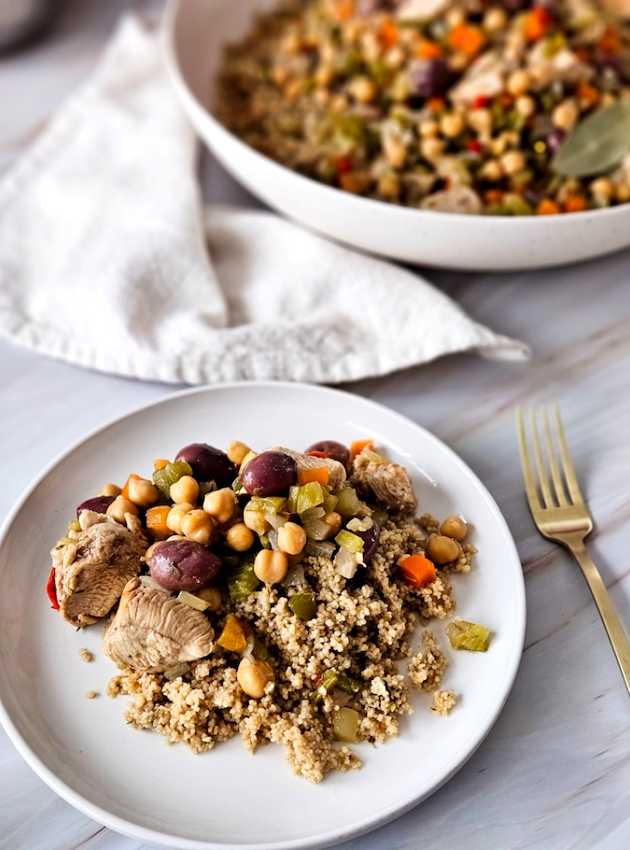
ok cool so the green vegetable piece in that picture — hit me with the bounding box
[252,638,271,661]
[152,460,193,500]
[248,496,287,514]
[287,485,300,513]
[552,101,630,178]
[296,482,326,514]
[446,619,492,652]
[289,592,317,621]
[336,672,360,693]
[227,561,260,602]
[335,529,364,554]
[323,492,338,513]
[335,487,362,519]
[333,707,360,742]
[177,591,209,612]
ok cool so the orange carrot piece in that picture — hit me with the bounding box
[121,474,141,499]
[416,39,442,59]
[537,199,560,215]
[577,81,600,108]
[447,24,485,57]
[298,467,330,486]
[398,554,437,588]
[428,97,446,112]
[380,19,399,48]
[599,25,621,55]
[350,439,374,458]
[153,458,169,471]
[563,195,587,213]
[146,505,171,539]
[524,7,551,42]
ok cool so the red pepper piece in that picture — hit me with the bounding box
[467,139,483,153]
[46,566,59,610]
[473,95,490,108]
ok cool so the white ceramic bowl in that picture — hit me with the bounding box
[163,0,630,271]
[0,382,526,850]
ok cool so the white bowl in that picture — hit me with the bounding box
[163,0,630,271]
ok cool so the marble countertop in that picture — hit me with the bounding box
[2,3,630,849]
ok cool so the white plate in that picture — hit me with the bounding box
[163,0,630,272]
[0,382,525,850]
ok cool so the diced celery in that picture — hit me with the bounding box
[336,487,363,519]
[67,519,81,533]
[333,707,360,742]
[248,496,287,514]
[153,460,193,500]
[287,485,300,514]
[335,530,364,554]
[334,546,362,578]
[323,492,338,513]
[177,591,209,612]
[296,482,325,514]
[289,592,317,621]
[446,619,492,652]
[253,638,271,661]
[227,562,260,601]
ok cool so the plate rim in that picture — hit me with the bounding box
[0,380,526,850]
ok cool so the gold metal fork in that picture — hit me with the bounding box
[517,405,630,695]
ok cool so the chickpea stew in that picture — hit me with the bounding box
[217,0,630,215]
[48,439,491,782]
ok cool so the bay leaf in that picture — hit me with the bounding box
[552,100,630,178]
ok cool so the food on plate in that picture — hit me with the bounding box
[47,438,487,782]
[217,0,630,214]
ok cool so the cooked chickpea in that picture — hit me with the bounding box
[277,522,307,555]
[501,150,526,175]
[181,510,215,545]
[468,108,492,135]
[384,45,405,68]
[99,483,121,497]
[349,75,376,103]
[515,95,535,117]
[226,522,255,552]
[440,515,469,542]
[383,135,408,168]
[419,119,439,138]
[166,503,195,534]
[552,99,578,131]
[506,69,530,97]
[480,159,503,181]
[254,549,289,585]
[106,495,139,524]
[237,656,274,699]
[127,476,159,508]
[590,177,614,202]
[616,183,630,203]
[322,511,342,539]
[243,508,270,536]
[203,488,237,524]
[440,113,464,139]
[446,7,465,27]
[420,137,445,161]
[196,586,223,612]
[227,440,252,466]
[377,171,401,199]
[427,534,462,564]
[170,475,199,505]
[483,7,507,32]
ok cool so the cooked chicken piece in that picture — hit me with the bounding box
[527,44,593,88]
[351,449,417,513]
[451,51,509,104]
[397,0,450,22]
[271,447,347,491]
[52,517,145,628]
[422,186,482,214]
[103,578,214,673]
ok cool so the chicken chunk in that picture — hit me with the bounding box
[351,449,417,513]
[103,578,214,673]
[51,517,145,628]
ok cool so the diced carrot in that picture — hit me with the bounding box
[577,81,600,107]
[428,97,445,112]
[332,0,354,22]
[217,614,250,653]
[599,25,621,55]
[416,39,442,60]
[447,24,486,57]
[153,458,169,471]
[484,189,504,205]
[537,199,560,215]
[339,171,370,194]
[524,7,552,42]
[146,505,171,539]
[121,474,141,499]
[398,554,437,588]
[350,439,374,459]
[563,195,587,213]
[298,466,330,486]
[380,19,399,48]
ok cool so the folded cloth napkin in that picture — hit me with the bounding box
[0,15,528,385]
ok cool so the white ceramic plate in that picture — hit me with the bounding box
[0,383,525,849]
[163,0,630,272]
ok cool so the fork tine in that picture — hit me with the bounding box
[516,408,541,512]
[554,405,585,505]
[543,407,568,507]
[531,409,554,508]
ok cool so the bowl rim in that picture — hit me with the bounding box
[162,0,630,227]
[0,380,527,850]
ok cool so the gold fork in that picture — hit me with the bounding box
[517,405,630,695]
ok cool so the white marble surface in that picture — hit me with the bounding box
[2,3,630,849]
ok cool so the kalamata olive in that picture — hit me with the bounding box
[175,443,237,487]
[76,496,115,517]
[356,521,380,566]
[408,59,452,99]
[241,451,298,497]
[149,539,222,592]
[306,440,350,470]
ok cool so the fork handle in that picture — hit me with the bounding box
[570,543,630,695]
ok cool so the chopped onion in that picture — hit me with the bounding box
[305,540,335,559]
[334,546,362,578]
[266,512,289,530]
[347,516,373,533]
[267,529,280,550]
[282,563,306,587]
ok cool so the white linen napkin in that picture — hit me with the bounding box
[0,15,528,386]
